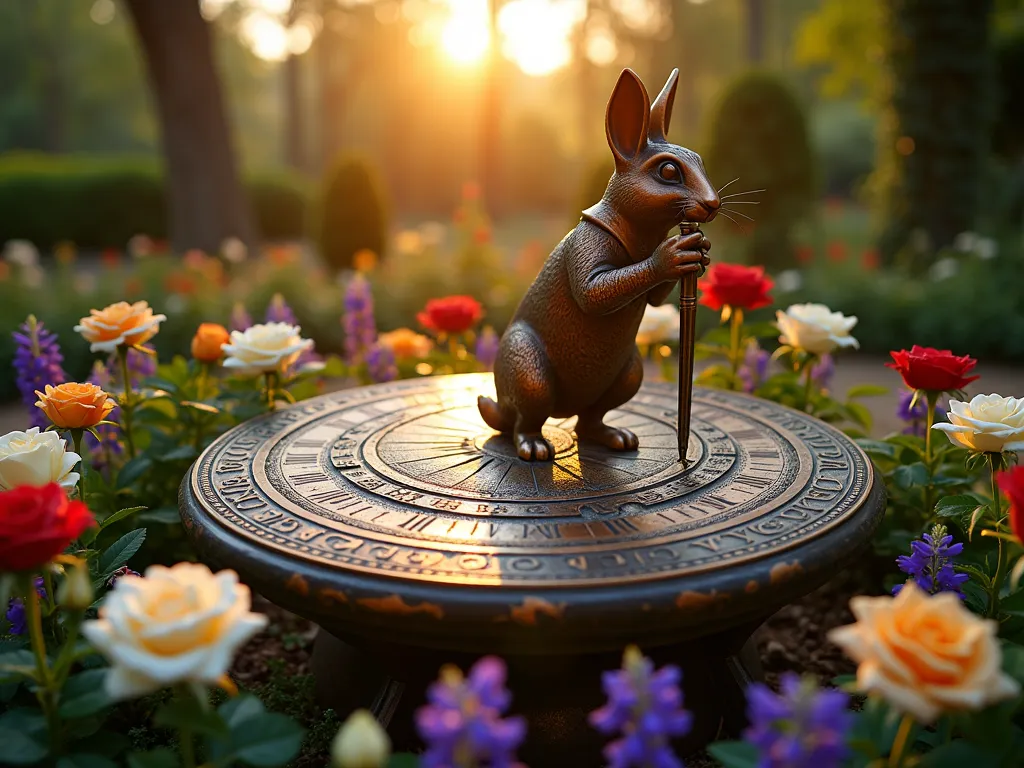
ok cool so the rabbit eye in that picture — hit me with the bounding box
[658,162,682,183]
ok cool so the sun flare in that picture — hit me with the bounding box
[441,0,491,65]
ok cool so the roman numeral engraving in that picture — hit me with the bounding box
[398,514,437,533]
[308,488,355,506]
[603,518,639,535]
[292,439,324,449]
[735,473,771,489]
[283,453,318,466]
[748,449,779,460]
[291,471,329,486]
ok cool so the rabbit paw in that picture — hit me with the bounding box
[577,422,639,452]
[516,432,553,462]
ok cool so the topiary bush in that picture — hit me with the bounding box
[316,152,388,274]
[0,153,310,249]
[704,72,816,269]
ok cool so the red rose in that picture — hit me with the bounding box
[418,296,483,335]
[697,263,774,311]
[0,484,94,572]
[998,467,1024,543]
[827,241,847,263]
[886,346,980,392]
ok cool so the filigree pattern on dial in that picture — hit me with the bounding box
[190,375,872,587]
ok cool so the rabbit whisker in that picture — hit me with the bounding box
[720,200,759,205]
[722,207,755,222]
[716,210,748,234]
[720,189,765,200]
[717,178,740,194]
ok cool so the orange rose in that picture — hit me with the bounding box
[353,249,378,273]
[378,328,433,360]
[191,323,231,363]
[35,383,116,429]
[74,301,166,353]
[828,583,1020,723]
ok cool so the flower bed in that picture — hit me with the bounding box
[1,258,1022,767]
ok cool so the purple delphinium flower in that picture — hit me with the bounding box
[366,343,397,384]
[810,354,834,391]
[744,673,852,768]
[475,326,500,372]
[893,523,969,597]
[231,302,253,332]
[265,293,298,325]
[738,341,770,394]
[416,656,526,768]
[589,646,692,768]
[342,274,377,365]
[13,316,67,428]
[896,390,947,438]
[6,577,46,636]
[84,360,123,469]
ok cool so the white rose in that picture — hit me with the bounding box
[331,710,391,768]
[222,322,314,376]
[221,236,248,264]
[0,428,80,493]
[776,303,859,356]
[636,304,679,347]
[81,563,267,700]
[3,239,40,268]
[933,394,1024,454]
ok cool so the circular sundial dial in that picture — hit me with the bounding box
[181,374,883,652]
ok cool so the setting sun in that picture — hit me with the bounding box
[441,0,491,65]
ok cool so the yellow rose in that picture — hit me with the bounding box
[35,383,115,429]
[776,303,859,356]
[828,583,1019,723]
[377,328,433,360]
[74,301,166,353]
[331,710,391,768]
[0,427,81,493]
[81,563,267,700]
[191,323,231,363]
[636,304,679,347]
[221,322,314,376]
[933,393,1024,454]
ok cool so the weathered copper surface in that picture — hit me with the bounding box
[181,374,884,654]
[477,68,715,461]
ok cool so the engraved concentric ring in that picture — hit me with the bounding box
[183,374,879,590]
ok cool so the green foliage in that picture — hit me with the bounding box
[874,0,998,260]
[811,101,877,197]
[703,72,816,269]
[0,153,310,249]
[316,152,388,274]
[794,0,885,104]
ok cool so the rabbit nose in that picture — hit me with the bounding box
[704,195,721,211]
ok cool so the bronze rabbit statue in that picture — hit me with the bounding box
[478,68,719,461]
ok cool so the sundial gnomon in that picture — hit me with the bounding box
[200,374,868,590]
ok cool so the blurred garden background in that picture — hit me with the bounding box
[0,0,1022,423]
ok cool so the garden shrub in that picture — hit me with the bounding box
[704,72,816,269]
[0,153,310,248]
[316,152,388,274]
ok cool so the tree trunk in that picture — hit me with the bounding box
[124,0,255,252]
[745,0,765,63]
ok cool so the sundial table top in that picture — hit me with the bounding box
[180,374,885,654]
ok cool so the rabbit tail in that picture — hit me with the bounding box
[477,395,515,433]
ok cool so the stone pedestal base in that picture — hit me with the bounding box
[311,622,764,767]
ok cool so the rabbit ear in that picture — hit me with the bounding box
[649,68,679,143]
[605,68,650,164]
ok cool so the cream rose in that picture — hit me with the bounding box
[74,301,166,353]
[0,428,81,493]
[81,563,267,700]
[636,304,679,347]
[221,322,314,376]
[933,393,1024,454]
[377,328,433,360]
[776,303,859,356]
[331,710,391,768]
[828,583,1019,723]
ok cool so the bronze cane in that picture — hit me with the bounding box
[678,226,700,465]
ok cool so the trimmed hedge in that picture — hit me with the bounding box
[0,153,311,248]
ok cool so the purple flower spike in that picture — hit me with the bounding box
[590,646,691,768]
[738,341,770,394]
[896,390,947,437]
[6,577,46,636]
[366,343,398,384]
[475,327,500,372]
[84,360,123,469]
[416,656,526,768]
[810,354,834,391]
[13,316,67,429]
[231,302,253,333]
[265,293,298,325]
[893,523,969,597]
[744,673,852,768]
[342,274,378,365]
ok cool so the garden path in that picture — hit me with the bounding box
[0,354,1019,438]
